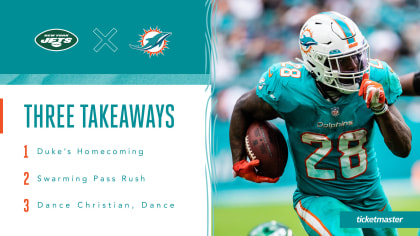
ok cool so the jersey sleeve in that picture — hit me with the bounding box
[369,60,402,105]
[255,63,299,115]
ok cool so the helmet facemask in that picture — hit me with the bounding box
[322,43,370,94]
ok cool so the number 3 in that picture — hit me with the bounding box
[301,129,368,180]
[24,199,29,212]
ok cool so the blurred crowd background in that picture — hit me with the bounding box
[213,0,420,204]
[214,0,420,121]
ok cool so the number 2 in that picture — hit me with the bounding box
[24,172,29,185]
[301,129,368,180]
[369,59,383,69]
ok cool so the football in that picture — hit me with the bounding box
[245,120,288,178]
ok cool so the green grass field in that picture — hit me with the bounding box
[214,196,420,236]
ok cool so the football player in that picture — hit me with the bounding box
[230,11,412,236]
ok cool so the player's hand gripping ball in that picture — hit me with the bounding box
[358,73,388,114]
[233,120,288,183]
[233,159,279,183]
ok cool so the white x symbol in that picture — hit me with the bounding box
[93,28,118,52]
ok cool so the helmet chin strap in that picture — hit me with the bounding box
[316,79,360,104]
[315,81,342,103]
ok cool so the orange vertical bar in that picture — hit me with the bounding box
[0,99,3,134]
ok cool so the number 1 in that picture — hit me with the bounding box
[24,145,28,158]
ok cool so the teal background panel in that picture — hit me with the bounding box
[0,0,208,74]
[0,74,210,85]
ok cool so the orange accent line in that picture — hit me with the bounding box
[324,13,357,48]
[327,15,358,48]
[296,205,323,236]
[378,204,387,212]
[296,201,332,236]
[349,42,358,48]
[325,13,354,38]
[268,69,273,78]
[300,203,332,236]
[324,16,346,39]
[0,99,3,134]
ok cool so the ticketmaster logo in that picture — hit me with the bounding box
[341,212,420,228]
[317,120,353,129]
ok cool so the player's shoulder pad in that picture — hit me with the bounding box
[256,61,305,102]
[369,59,402,105]
[256,61,304,114]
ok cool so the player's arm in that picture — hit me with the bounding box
[400,72,420,96]
[229,88,280,183]
[359,74,412,157]
[230,88,279,164]
[375,104,412,157]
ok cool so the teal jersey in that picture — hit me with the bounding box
[256,60,402,210]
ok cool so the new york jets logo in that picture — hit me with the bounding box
[35,29,78,51]
[129,27,171,57]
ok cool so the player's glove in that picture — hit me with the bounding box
[233,160,279,183]
[358,73,388,115]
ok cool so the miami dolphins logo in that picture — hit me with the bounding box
[300,28,317,54]
[129,27,171,57]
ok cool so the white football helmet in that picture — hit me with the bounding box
[298,11,370,94]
